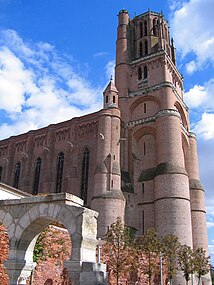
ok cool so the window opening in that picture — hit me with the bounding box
[106,95,108,104]
[13,162,21,189]
[142,210,145,235]
[142,183,144,194]
[144,40,148,55]
[56,152,64,193]
[139,42,143,57]
[140,22,143,38]
[138,67,142,80]
[144,66,148,79]
[113,95,116,103]
[153,19,157,36]
[0,166,2,182]
[81,148,89,205]
[144,103,147,113]
[33,158,41,195]
[144,20,148,36]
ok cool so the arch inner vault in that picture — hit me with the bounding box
[0,192,107,285]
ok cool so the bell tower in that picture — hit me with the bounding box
[115,9,210,284]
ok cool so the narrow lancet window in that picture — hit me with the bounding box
[140,22,143,38]
[33,158,41,195]
[144,40,148,55]
[56,152,64,193]
[138,67,142,80]
[0,166,2,182]
[144,20,148,36]
[81,148,89,205]
[139,42,143,57]
[14,162,21,189]
[144,66,148,79]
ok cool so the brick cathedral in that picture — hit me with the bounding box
[0,9,210,282]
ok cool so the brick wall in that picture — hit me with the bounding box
[0,224,9,285]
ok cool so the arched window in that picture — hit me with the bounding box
[144,66,148,79]
[140,22,143,38]
[81,148,89,205]
[139,42,143,57]
[138,67,142,80]
[113,95,116,103]
[144,20,148,36]
[56,152,64,193]
[14,162,21,189]
[0,166,2,182]
[144,40,148,55]
[33,158,41,195]
[153,18,157,36]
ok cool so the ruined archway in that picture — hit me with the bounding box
[0,193,107,285]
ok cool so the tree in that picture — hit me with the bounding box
[178,245,194,285]
[162,234,180,285]
[135,228,162,285]
[192,248,210,285]
[102,217,134,285]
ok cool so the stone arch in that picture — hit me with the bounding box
[0,193,107,285]
[130,95,160,121]
[174,101,189,131]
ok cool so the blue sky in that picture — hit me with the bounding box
[0,0,214,263]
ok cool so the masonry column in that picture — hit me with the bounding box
[91,81,125,238]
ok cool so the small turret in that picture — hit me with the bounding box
[103,77,119,109]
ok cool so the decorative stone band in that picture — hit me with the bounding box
[188,132,197,139]
[138,162,188,182]
[127,109,180,128]
[128,81,188,111]
[91,189,125,201]
[189,179,204,191]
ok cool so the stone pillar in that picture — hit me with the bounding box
[65,261,108,285]
[4,260,36,285]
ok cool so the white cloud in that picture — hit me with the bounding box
[105,60,115,81]
[184,79,214,139]
[170,0,214,71]
[194,113,214,140]
[0,29,104,139]
[207,222,214,229]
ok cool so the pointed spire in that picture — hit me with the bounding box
[103,77,119,109]
[104,77,118,93]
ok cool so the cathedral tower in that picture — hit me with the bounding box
[115,9,210,283]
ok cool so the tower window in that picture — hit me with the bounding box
[144,66,148,79]
[111,180,114,188]
[144,40,148,55]
[144,142,146,155]
[139,42,143,57]
[81,148,89,205]
[13,162,21,189]
[113,95,116,103]
[153,19,157,36]
[144,20,148,36]
[142,210,145,235]
[142,183,144,194]
[0,166,2,182]
[140,22,143,38]
[144,103,147,113]
[106,95,108,104]
[138,67,142,80]
[56,152,64,193]
[33,158,41,195]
